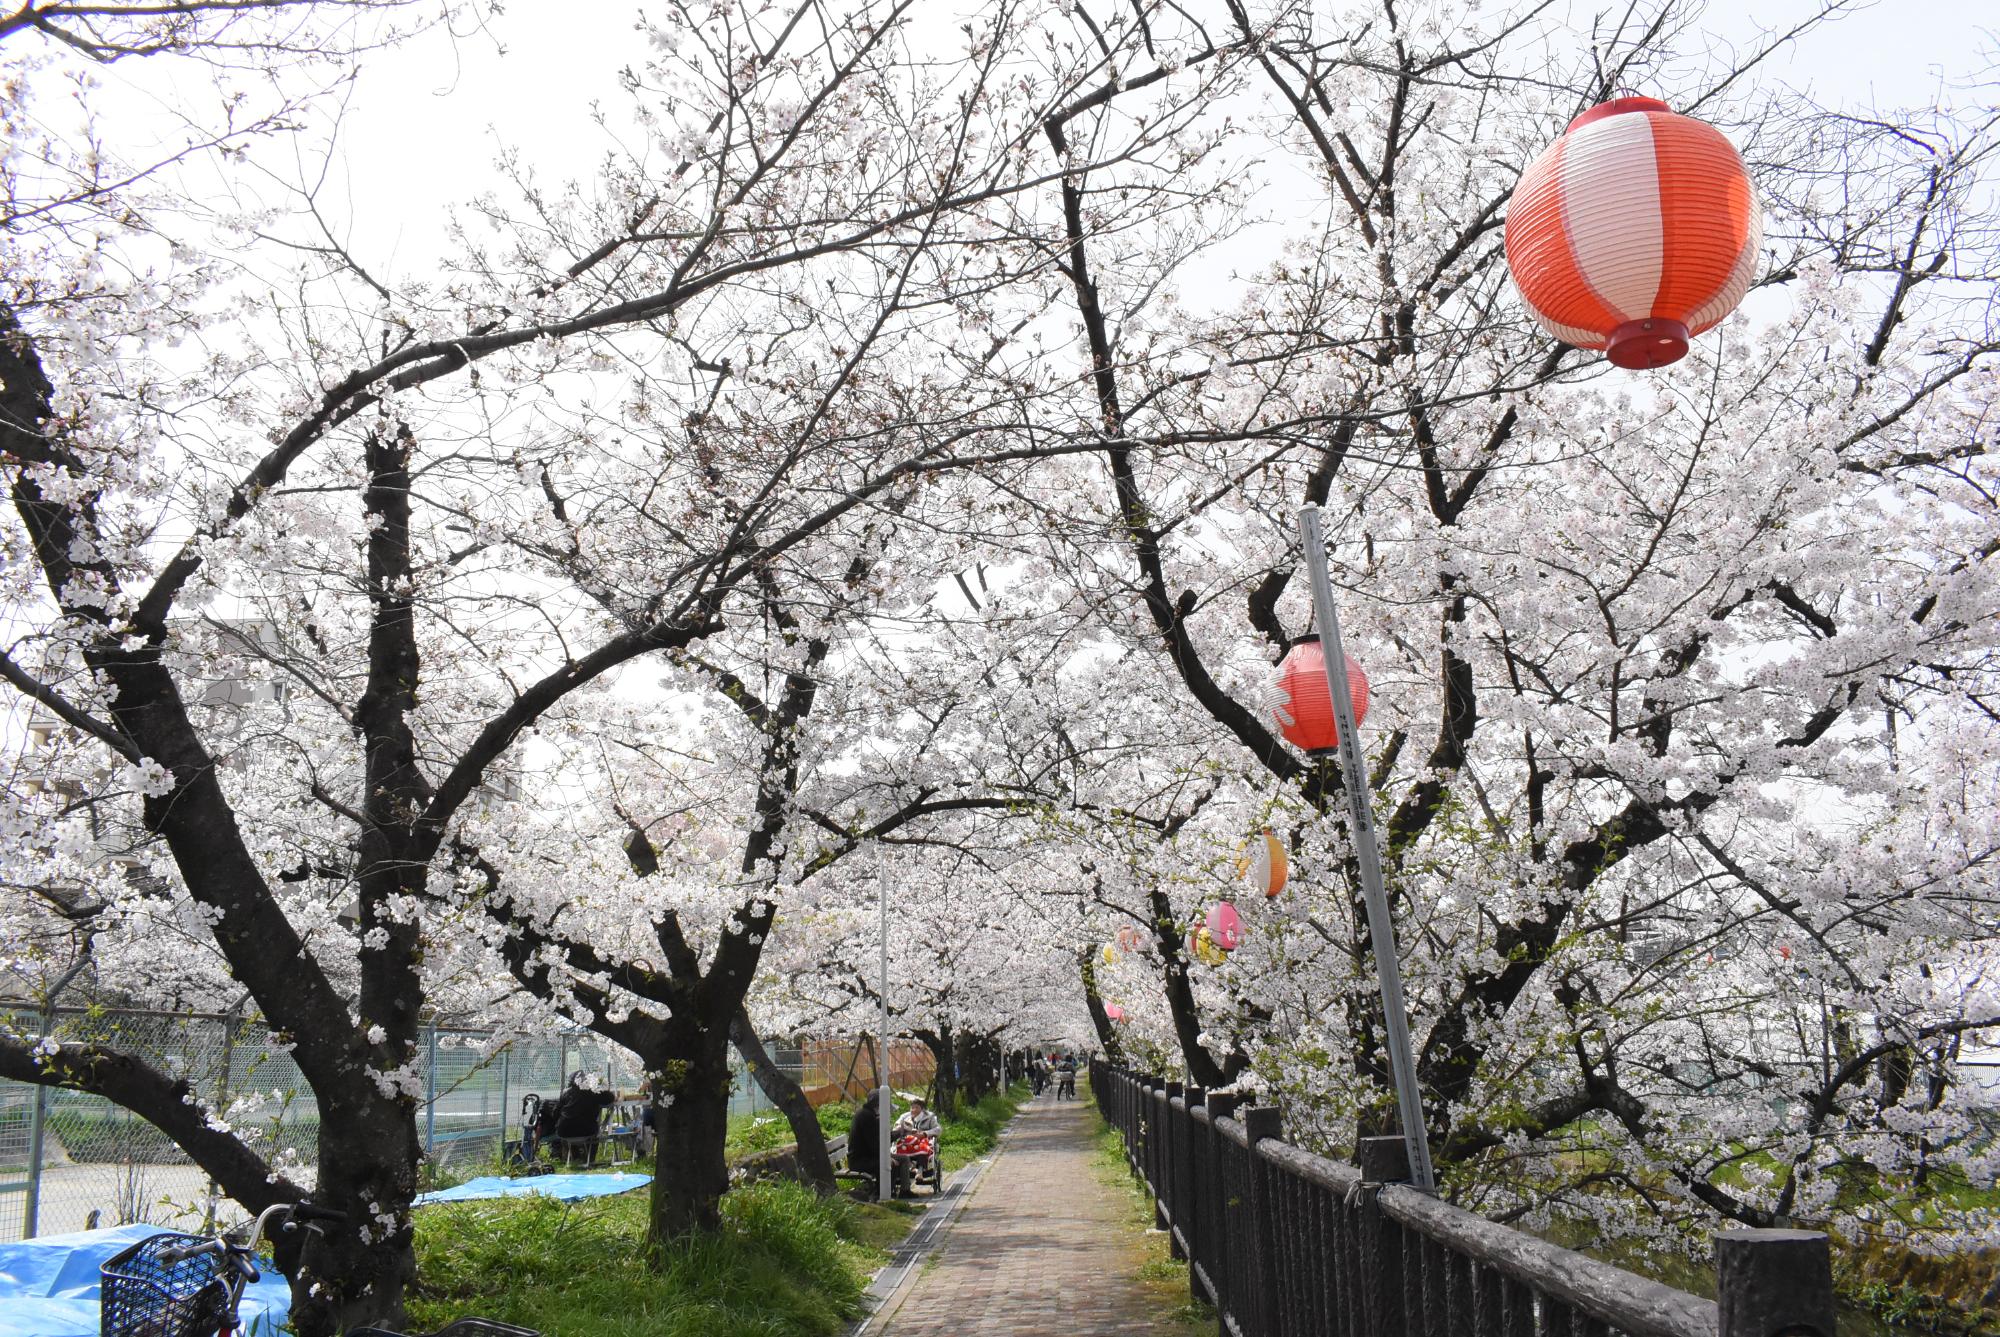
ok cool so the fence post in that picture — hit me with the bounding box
[23,1004,52,1238]
[1164,1081,1185,1259]
[1205,1091,1241,1328]
[1357,1134,1410,1337]
[500,1047,512,1158]
[1716,1229,1836,1337]
[1148,1078,1170,1234]
[1183,1085,1205,1302]
[424,1026,439,1159]
[1243,1106,1284,1337]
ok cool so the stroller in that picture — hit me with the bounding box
[510,1092,560,1168]
[891,1129,942,1196]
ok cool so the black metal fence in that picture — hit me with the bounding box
[1090,1062,1836,1337]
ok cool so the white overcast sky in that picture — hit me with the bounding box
[286,0,1995,285]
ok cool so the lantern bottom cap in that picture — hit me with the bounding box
[1606,317,1689,370]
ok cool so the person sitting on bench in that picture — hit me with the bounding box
[552,1073,616,1165]
[848,1090,884,1187]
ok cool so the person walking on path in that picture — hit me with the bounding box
[868,1088,1182,1335]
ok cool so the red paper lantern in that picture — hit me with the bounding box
[1504,97,1761,370]
[1272,635,1370,753]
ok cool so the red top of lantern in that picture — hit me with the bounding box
[1504,96,1761,370]
[1272,635,1370,753]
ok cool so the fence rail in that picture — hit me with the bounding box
[1090,1062,1836,1337]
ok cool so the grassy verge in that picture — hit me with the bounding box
[937,1084,1028,1167]
[724,1086,1026,1175]
[408,1088,1018,1337]
[407,1179,906,1337]
[1084,1097,1214,1337]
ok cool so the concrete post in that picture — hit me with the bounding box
[1716,1229,1836,1337]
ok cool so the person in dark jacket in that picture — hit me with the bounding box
[552,1073,616,1163]
[848,1090,884,1183]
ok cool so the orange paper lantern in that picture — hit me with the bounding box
[1235,830,1289,899]
[1272,636,1369,754]
[1504,97,1761,370]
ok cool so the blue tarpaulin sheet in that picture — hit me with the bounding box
[0,1175,646,1337]
[0,1221,291,1337]
[413,1171,650,1206]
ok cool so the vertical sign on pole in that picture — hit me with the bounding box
[878,862,892,1202]
[1298,506,1438,1194]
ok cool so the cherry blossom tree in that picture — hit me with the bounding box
[986,0,2000,1254]
[0,0,1227,1326]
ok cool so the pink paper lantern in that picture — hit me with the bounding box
[1206,901,1243,952]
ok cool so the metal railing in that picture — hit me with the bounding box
[1091,1062,1836,1337]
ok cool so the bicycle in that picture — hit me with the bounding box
[99,1201,539,1337]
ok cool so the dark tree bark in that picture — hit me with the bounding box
[916,1026,958,1116]
[731,1006,835,1194]
[1078,948,1125,1068]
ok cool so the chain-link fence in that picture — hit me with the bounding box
[0,1007,647,1242]
[0,1006,937,1243]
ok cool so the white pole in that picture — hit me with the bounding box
[1298,506,1438,1194]
[878,862,892,1202]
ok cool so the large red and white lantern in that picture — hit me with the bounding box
[1505,97,1761,370]
[1271,635,1369,754]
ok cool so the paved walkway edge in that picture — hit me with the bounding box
[846,1103,1031,1336]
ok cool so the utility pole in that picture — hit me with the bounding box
[878,862,892,1202]
[1299,506,1437,1193]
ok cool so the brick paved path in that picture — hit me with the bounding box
[871,1091,1175,1336]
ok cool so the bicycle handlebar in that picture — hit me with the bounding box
[156,1237,224,1267]
[157,1201,347,1265]
[289,1204,347,1224]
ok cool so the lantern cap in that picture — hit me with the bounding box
[1607,317,1689,369]
[1567,95,1672,132]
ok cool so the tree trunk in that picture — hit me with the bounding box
[648,1023,735,1240]
[730,1007,835,1194]
[917,1027,958,1116]
[1149,885,1249,1088]
[287,1093,423,1336]
[1078,948,1126,1067]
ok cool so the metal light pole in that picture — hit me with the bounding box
[1299,505,1438,1193]
[878,862,892,1202]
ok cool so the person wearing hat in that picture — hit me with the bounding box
[893,1096,940,1138]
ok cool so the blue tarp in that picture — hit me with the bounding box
[0,1175,647,1337]
[0,1221,291,1337]
[413,1171,650,1206]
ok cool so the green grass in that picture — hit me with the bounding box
[405,1084,1039,1334]
[407,1180,893,1337]
[723,1109,798,1161]
[1084,1101,1214,1336]
[936,1085,1027,1167]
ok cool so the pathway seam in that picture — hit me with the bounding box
[846,1100,1028,1336]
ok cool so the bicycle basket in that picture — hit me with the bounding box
[100,1233,228,1337]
